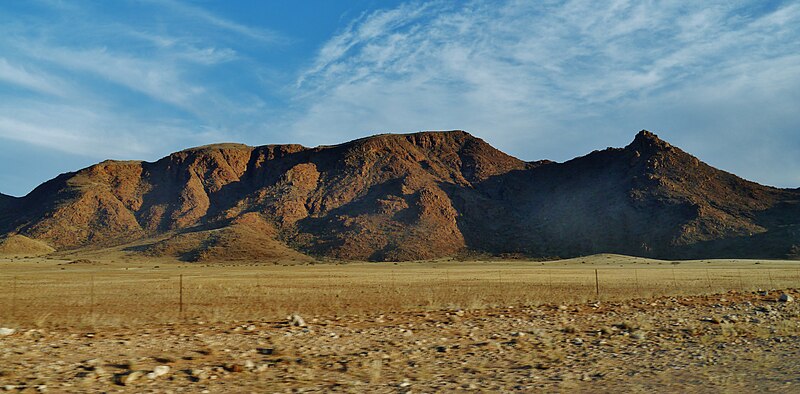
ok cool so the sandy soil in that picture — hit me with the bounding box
[2,289,799,393]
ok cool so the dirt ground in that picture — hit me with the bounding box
[2,288,799,392]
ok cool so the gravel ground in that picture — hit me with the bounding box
[2,289,799,393]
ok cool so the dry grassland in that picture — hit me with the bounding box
[2,254,800,392]
[1,254,798,328]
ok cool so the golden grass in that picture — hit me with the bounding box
[1,254,798,328]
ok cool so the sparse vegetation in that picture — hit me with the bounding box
[1,254,799,392]
[1,254,798,327]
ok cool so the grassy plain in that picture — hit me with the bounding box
[1,253,798,328]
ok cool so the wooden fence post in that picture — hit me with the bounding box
[768,270,775,290]
[179,274,184,315]
[12,276,17,318]
[90,275,95,316]
[738,269,744,291]
[595,269,600,298]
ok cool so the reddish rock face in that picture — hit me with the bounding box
[0,130,798,261]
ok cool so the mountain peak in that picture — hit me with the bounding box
[626,129,672,154]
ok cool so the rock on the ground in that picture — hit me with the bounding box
[289,313,306,327]
[0,328,15,336]
[779,294,794,302]
[147,365,170,379]
[116,371,144,386]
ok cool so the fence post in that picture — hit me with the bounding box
[768,270,775,290]
[672,268,678,290]
[706,269,713,291]
[738,269,744,291]
[179,274,184,315]
[90,275,95,316]
[595,269,600,298]
[12,276,17,319]
[634,269,640,294]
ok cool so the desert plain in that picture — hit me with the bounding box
[2,253,799,393]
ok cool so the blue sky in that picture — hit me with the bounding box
[0,0,798,196]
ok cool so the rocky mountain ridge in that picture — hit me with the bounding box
[0,130,797,261]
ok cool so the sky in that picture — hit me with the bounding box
[0,0,798,196]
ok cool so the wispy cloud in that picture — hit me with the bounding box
[0,0,798,196]
[0,58,67,96]
[151,0,285,44]
[0,0,283,194]
[290,0,800,187]
[20,44,205,110]
[0,0,278,153]
[0,99,224,158]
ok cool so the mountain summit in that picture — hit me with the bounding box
[1,130,797,261]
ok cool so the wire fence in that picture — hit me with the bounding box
[1,266,798,327]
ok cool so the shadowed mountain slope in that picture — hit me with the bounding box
[456,131,799,259]
[1,130,797,261]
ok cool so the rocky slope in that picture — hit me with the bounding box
[459,131,800,259]
[0,130,798,261]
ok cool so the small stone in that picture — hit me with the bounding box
[147,365,170,379]
[779,294,794,303]
[723,315,739,323]
[116,371,143,386]
[154,355,176,364]
[190,369,208,381]
[243,360,255,370]
[571,338,584,346]
[3,385,17,391]
[631,331,646,340]
[0,328,15,336]
[289,313,306,327]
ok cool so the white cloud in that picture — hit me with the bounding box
[17,44,204,110]
[289,0,800,187]
[150,0,285,45]
[0,58,67,96]
[0,0,281,161]
[0,0,798,194]
[0,100,224,159]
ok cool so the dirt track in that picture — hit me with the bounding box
[2,289,799,393]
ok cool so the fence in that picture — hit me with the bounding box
[1,263,798,327]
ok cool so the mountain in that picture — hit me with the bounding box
[458,130,800,259]
[0,130,798,261]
